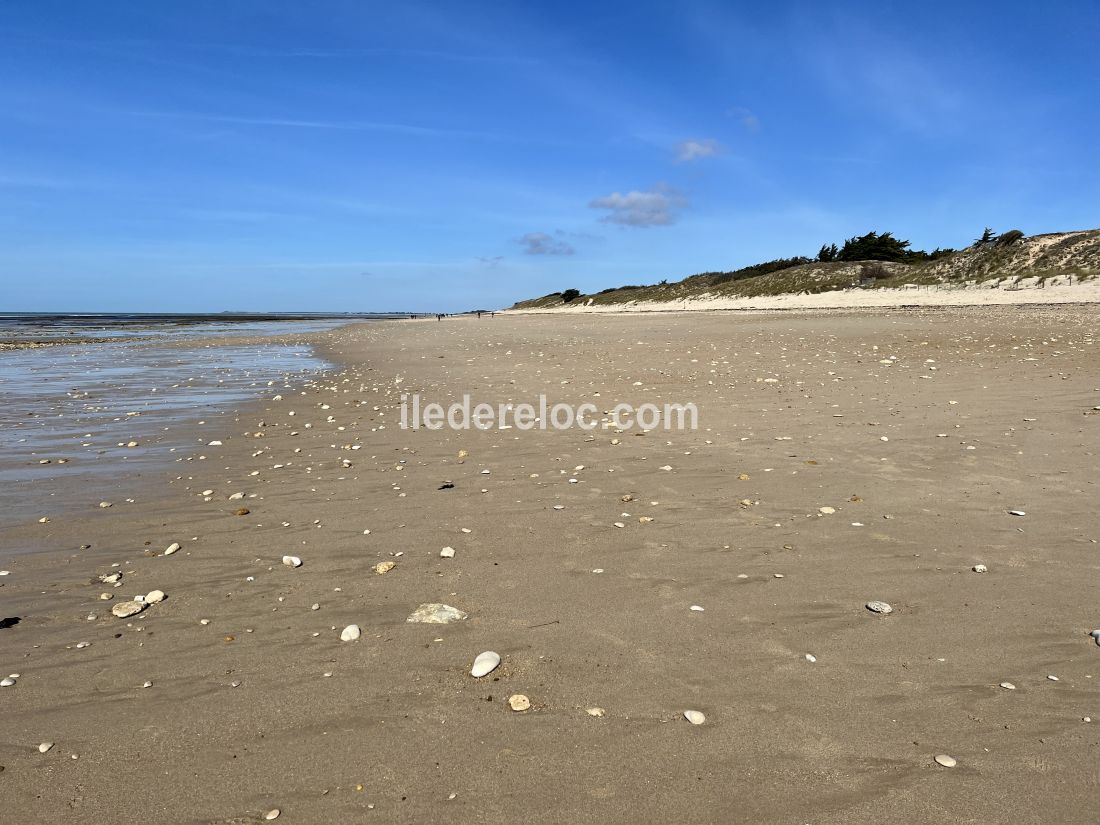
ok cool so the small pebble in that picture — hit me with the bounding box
[683,710,706,725]
[934,754,957,768]
[972,564,988,573]
[508,694,531,712]
[471,651,501,678]
[865,601,893,615]
[340,624,361,642]
[38,742,53,753]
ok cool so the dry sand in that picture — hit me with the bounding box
[2,307,1099,823]
[511,277,1100,313]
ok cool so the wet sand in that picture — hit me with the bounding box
[2,307,1099,824]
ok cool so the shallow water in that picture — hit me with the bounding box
[0,320,343,534]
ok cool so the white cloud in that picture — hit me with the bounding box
[674,138,723,162]
[588,185,686,227]
[727,107,760,131]
[517,231,575,255]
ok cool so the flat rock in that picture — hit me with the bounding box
[406,603,468,624]
[865,601,893,615]
[145,590,166,604]
[111,600,147,618]
[282,555,302,568]
[934,754,957,768]
[508,694,531,712]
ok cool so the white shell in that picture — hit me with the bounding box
[508,694,531,711]
[439,547,455,558]
[972,564,988,573]
[282,555,302,568]
[164,543,180,556]
[934,754,957,768]
[38,742,54,753]
[471,651,501,678]
[1008,510,1026,516]
[340,624,361,642]
[683,710,706,725]
[0,678,14,687]
[865,601,893,614]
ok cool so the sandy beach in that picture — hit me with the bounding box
[2,307,1100,824]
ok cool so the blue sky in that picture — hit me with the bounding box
[2,1,1098,312]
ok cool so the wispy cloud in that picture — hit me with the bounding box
[121,109,503,141]
[674,138,723,162]
[476,255,504,266]
[517,231,575,255]
[589,185,686,227]
[727,106,760,130]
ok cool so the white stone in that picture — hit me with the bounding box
[972,564,988,573]
[264,810,281,821]
[683,710,706,725]
[440,546,455,558]
[340,624,361,642]
[508,694,531,712]
[471,651,500,678]
[282,555,302,568]
[999,682,1016,690]
[586,707,606,717]
[1008,510,1026,516]
[38,742,53,753]
[164,543,181,556]
[0,677,14,687]
[406,603,468,624]
[145,590,166,604]
[865,601,893,615]
[934,754,957,768]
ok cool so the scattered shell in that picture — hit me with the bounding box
[471,651,501,678]
[865,601,893,615]
[934,754,957,768]
[373,561,396,575]
[999,682,1016,690]
[282,555,302,568]
[586,707,605,717]
[972,564,988,573]
[264,810,281,821]
[38,742,54,753]
[1008,510,1026,516]
[439,547,455,558]
[407,603,468,624]
[164,542,181,556]
[145,590,166,604]
[805,654,817,663]
[111,601,147,618]
[340,624,361,642]
[683,710,706,725]
[508,694,531,712]
[0,677,15,687]
[689,605,705,612]
[819,506,836,515]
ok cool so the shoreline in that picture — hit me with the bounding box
[2,310,1099,823]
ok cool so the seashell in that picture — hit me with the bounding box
[586,707,605,717]
[164,543,181,556]
[1007,510,1026,516]
[373,561,396,575]
[471,651,500,678]
[439,547,455,558]
[38,742,53,753]
[340,624,361,642]
[972,564,988,573]
[865,601,893,615]
[683,710,706,725]
[264,810,281,821]
[0,677,15,687]
[934,754,957,768]
[508,694,531,712]
[282,555,302,568]
[111,600,147,618]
